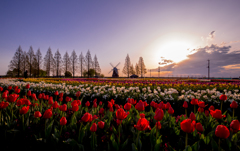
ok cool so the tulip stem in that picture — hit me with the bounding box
[22,114,25,131]
[136,131,140,149]
[218,138,221,151]
[185,133,188,148]
[233,108,235,119]
[59,125,63,137]
[78,123,83,143]
[194,105,196,114]
[220,101,223,112]
[118,123,121,145]
[185,109,187,118]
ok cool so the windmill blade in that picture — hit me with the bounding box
[110,63,114,68]
[108,69,113,74]
[115,62,120,68]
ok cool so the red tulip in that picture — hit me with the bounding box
[99,101,102,106]
[24,99,31,106]
[198,101,207,108]
[134,114,151,131]
[183,101,188,108]
[99,108,104,115]
[0,86,3,91]
[205,110,209,117]
[59,104,67,112]
[124,103,132,111]
[52,101,59,109]
[93,115,98,120]
[180,119,195,133]
[60,117,67,125]
[59,93,63,98]
[7,94,19,103]
[8,86,12,90]
[81,113,92,122]
[85,101,90,107]
[48,97,53,105]
[43,109,52,119]
[116,108,129,120]
[44,95,49,100]
[27,90,31,96]
[215,125,230,139]
[196,123,204,132]
[25,84,30,89]
[210,109,225,119]
[2,92,8,99]
[109,107,114,112]
[72,104,79,112]
[76,91,81,97]
[38,94,42,99]
[155,121,161,130]
[154,108,164,121]
[71,100,81,106]
[114,104,120,109]
[33,103,38,107]
[15,88,20,94]
[20,106,30,114]
[13,86,18,90]
[135,100,145,111]
[219,94,227,101]
[230,120,240,133]
[165,102,171,110]
[58,97,63,102]
[208,105,215,111]
[34,111,42,118]
[90,123,97,132]
[65,96,71,102]
[230,101,238,108]
[93,102,97,108]
[198,107,204,113]
[168,107,174,115]
[98,121,105,129]
[189,112,196,121]
[54,91,59,96]
[0,101,9,109]
[108,101,113,108]
[150,101,156,107]
[110,99,115,105]
[190,98,198,105]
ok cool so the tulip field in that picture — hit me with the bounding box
[0,78,240,151]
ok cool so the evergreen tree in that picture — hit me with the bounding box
[27,46,35,77]
[122,54,131,77]
[85,50,93,78]
[138,57,147,77]
[93,54,101,76]
[44,47,54,76]
[135,63,140,76]
[35,48,42,77]
[8,46,24,77]
[79,52,85,77]
[54,49,62,76]
[63,51,71,75]
[70,50,78,77]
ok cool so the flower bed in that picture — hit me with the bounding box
[0,79,240,150]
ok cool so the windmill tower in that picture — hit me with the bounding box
[109,63,120,78]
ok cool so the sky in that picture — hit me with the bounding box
[1,0,240,77]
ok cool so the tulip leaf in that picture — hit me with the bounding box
[52,133,59,143]
[121,138,129,150]
[110,134,119,151]
[154,135,162,151]
[174,127,180,135]
[132,143,138,151]
[227,113,232,123]
[112,125,118,135]
[191,141,199,151]
[203,136,210,144]
[211,139,218,150]
[184,145,192,151]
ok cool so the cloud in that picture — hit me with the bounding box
[207,31,215,41]
[151,44,240,77]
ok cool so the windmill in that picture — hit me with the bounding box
[109,62,120,78]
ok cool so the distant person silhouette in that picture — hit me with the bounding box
[24,70,28,79]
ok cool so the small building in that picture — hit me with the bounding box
[130,74,138,78]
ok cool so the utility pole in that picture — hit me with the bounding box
[207,60,210,79]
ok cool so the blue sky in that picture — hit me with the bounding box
[1,0,240,77]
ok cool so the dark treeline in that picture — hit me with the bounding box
[7,46,103,78]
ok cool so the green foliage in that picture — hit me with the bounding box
[65,71,72,77]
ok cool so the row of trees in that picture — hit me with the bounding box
[122,54,147,77]
[8,46,102,78]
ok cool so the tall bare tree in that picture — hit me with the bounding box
[8,46,24,77]
[54,49,62,76]
[138,57,147,77]
[21,51,27,75]
[79,52,85,77]
[27,46,35,77]
[122,54,131,77]
[70,50,78,77]
[85,50,93,78]
[35,48,42,77]
[93,54,101,76]
[129,64,135,75]
[44,47,54,76]
[63,51,71,75]
[135,63,140,76]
